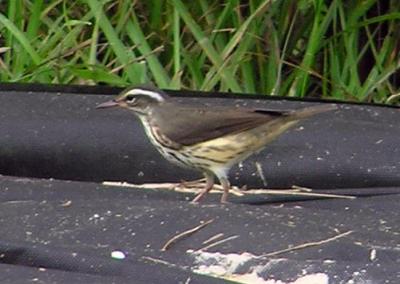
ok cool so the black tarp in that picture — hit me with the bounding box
[0,84,399,283]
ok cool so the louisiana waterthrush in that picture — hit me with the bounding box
[97,86,336,203]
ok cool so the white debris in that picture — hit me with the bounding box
[370,249,377,261]
[189,251,329,284]
[111,250,126,260]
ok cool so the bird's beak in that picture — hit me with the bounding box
[96,100,120,109]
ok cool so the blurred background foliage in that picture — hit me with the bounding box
[0,0,399,103]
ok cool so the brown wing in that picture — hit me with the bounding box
[151,103,290,146]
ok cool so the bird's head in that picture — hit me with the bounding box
[96,85,168,114]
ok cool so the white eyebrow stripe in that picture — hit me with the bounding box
[126,88,165,101]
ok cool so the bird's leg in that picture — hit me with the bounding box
[219,177,231,203]
[191,173,214,203]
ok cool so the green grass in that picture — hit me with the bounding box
[0,0,399,103]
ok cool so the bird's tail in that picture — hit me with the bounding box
[245,103,336,153]
[290,104,337,120]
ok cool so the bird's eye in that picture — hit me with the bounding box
[125,95,136,103]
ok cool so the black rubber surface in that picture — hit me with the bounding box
[0,84,399,283]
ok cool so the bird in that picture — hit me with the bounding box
[96,85,336,203]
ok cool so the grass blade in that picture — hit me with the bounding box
[85,0,145,85]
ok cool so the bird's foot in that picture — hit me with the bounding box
[191,187,213,203]
[220,190,229,203]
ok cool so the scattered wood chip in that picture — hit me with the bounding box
[61,200,72,207]
[161,219,214,251]
[196,235,239,251]
[238,188,355,199]
[141,256,177,268]
[291,185,313,192]
[259,230,353,257]
[202,233,225,245]
[101,181,356,199]
[255,162,268,187]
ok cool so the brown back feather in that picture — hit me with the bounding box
[150,103,289,146]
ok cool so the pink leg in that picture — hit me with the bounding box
[191,173,214,203]
[219,177,230,203]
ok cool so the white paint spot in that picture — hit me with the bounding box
[111,250,126,260]
[370,249,376,261]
